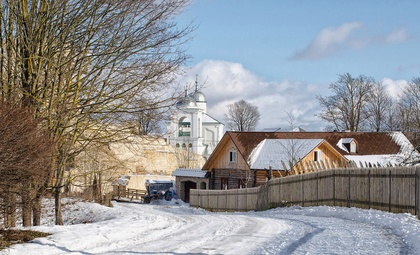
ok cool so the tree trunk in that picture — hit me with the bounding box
[4,192,17,228]
[54,188,63,225]
[93,173,103,203]
[92,175,98,202]
[32,193,43,226]
[21,191,32,227]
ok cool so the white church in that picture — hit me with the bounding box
[165,79,224,160]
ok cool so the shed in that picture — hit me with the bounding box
[172,168,210,202]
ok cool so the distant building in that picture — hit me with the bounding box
[165,79,224,160]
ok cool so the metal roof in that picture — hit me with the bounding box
[172,168,208,178]
[248,139,324,170]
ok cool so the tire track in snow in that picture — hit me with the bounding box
[120,209,290,255]
[84,203,411,255]
[4,202,416,255]
[250,213,410,255]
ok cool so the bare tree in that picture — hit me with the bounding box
[0,103,53,227]
[224,100,261,131]
[316,73,375,131]
[365,82,394,132]
[275,112,308,175]
[135,106,165,135]
[384,103,403,131]
[0,0,193,225]
[398,77,420,150]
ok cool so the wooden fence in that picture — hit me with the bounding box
[190,166,420,219]
[112,185,146,202]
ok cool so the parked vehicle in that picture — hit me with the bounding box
[143,180,174,203]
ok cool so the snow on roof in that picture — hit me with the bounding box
[172,168,208,178]
[112,176,130,186]
[341,138,355,143]
[345,154,400,166]
[345,132,420,166]
[336,138,355,153]
[248,139,324,170]
[202,113,223,124]
[390,131,417,155]
[145,179,174,184]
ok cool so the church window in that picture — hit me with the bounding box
[178,117,191,137]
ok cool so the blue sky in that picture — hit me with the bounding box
[175,0,420,131]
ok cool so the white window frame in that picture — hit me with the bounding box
[350,141,357,153]
[229,150,237,163]
[314,150,323,162]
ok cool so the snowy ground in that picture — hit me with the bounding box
[1,198,419,255]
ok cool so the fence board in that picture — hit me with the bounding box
[349,168,370,209]
[190,189,198,206]
[237,189,248,211]
[248,187,260,210]
[334,169,349,207]
[226,190,238,211]
[318,170,335,206]
[208,191,219,211]
[302,172,318,206]
[370,168,387,212]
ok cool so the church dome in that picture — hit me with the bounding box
[176,77,206,108]
[193,91,206,102]
[176,95,197,108]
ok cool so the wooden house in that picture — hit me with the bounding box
[201,131,416,190]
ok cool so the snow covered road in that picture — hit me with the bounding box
[2,199,420,255]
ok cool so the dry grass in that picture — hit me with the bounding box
[0,229,49,250]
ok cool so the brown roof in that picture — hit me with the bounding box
[202,131,405,170]
[228,131,402,161]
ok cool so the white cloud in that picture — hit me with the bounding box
[291,23,410,61]
[178,60,328,131]
[381,78,409,100]
[176,61,413,131]
[385,27,408,44]
[290,22,364,60]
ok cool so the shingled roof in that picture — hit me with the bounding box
[241,131,409,160]
[202,131,415,170]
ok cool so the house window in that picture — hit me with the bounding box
[314,150,322,162]
[229,151,237,163]
[221,178,229,190]
[350,141,357,153]
[238,179,245,189]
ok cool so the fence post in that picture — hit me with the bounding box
[333,169,336,207]
[368,169,371,209]
[416,166,420,220]
[198,189,201,208]
[347,169,351,208]
[389,170,392,212]
[246,187,248,211]
[301,174,304,207]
